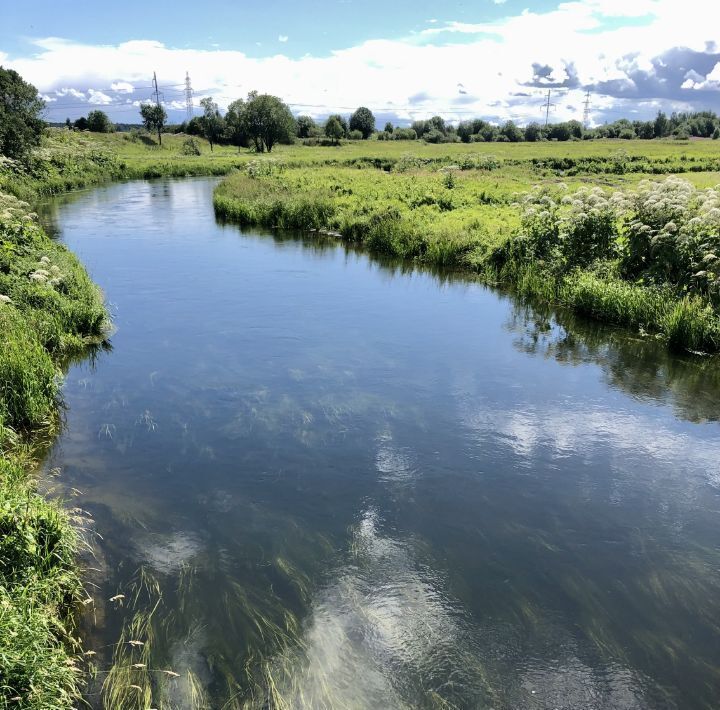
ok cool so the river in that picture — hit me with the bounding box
[40,177,720,709]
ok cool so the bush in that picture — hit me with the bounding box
[181,137,202,156]
[348,129,363,140]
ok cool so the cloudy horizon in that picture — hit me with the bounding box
[2,0,719,126]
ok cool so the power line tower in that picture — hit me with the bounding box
[185,72,193,121]
[582,90,592,128]
[543,89,555,127]
[152,71,164,146]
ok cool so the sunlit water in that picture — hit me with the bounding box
[40,178,720,709]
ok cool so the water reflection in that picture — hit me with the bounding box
[37,178,720,709]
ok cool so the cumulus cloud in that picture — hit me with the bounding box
[110,81,135,93]
[5,0,720,124]
[88,89,112,105]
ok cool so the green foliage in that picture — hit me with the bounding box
[0,194,106,708]
[348,129,363,140]
[86,109,113,133]
[296,115,318,138]
[349,106,375,139]
[0,67,45,162]
[325,117,344,145]
[181,137,202,156]
[199,96,225,151]
[238,92,296,153]
[139,103,168,144]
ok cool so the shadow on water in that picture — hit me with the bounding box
[35,178,720,709]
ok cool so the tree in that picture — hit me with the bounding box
[73,116,88,131]
[140,103,167,145]
[241,92,296,153]
[0,67,45,161]
[654,111,669,138]
[296,115,317,138]
[325,116,344,145]
[327,114,348,137]
[384,122,394,134]
[524,122,543,142]
[224,99,248,147]
[349,106,375,138]
[500,120,523,142]
[200,97,225,152]
[87,110,113,133]
[457,121,473,143]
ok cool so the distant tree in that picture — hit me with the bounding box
[393,127,416,140]
[424,128,445,144]
[713,127,720,140]
[65,117,71,129]
[325,116,344,145]
[296,115,317,138]
[199,97,225,152]
[241,92,296,152]
[87,109,114,133]
[0,67,45,161]
[411,119,428,138]
[524,122,543,142]
[73,116,88,131]
[654,111,669,138]
[186,116,204,137]
[428,115,446,133]
[500,120,523,142]
[348,129,363,140]
[457,121,473,143]
[139,103,167,145]
[384,121,394,133]
[224,99,248,147]
[327,114,348,137]
[348,106,375,139]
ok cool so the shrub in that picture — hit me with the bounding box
[348,129,363,140]
[180,137,202,156]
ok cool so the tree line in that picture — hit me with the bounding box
[3,64,720,164]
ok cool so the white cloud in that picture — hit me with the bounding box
[110,81,134,93]
[88,89,112,105]
[278,35,288,43]
[56,87,85,99]
[681,62,720,91]
[5,0,718,123]
[40,93,56,102]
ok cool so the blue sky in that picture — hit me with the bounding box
[1,0,719,125]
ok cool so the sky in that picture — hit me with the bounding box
[1,0,719,126]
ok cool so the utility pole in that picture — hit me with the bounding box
[185,72,193,122]
[582,90,592,129]
[543,89,554,127]
[152,71,163,146]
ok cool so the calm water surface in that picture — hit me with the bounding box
[41,178,720,709]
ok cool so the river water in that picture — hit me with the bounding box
[41,177,720,709]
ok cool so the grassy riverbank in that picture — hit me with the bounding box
[215,163,720,352]
[0,192,108,707]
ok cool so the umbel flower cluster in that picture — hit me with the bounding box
[516,177,720,302]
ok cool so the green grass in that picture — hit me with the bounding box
[0,192,109,708]
[214,160,720,352]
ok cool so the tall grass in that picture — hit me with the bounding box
[215,170,720,352]
[0,193,109,708]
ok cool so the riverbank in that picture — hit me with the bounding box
[0,191,108,706]
[214,166,720,352]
